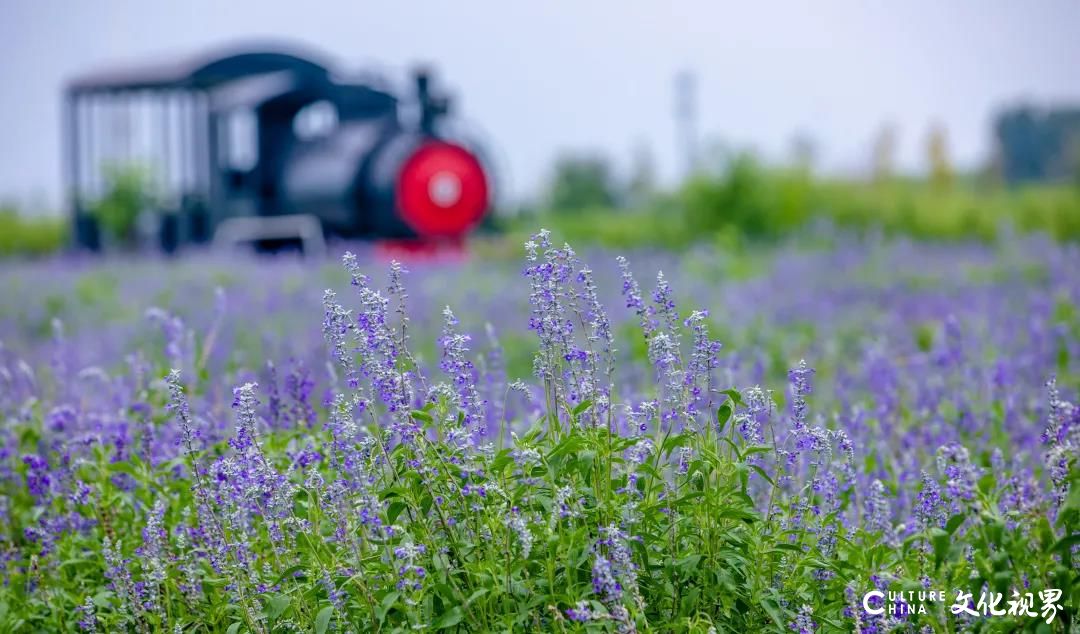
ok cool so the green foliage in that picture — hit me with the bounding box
[510,207,691,251]
[546,153,618,213]
[682,154,813,239]
[3,383,1075,631]
[521,158,1080,248]
[813,178,1080,242]
[0,389,792,631]
[92,164,154,244]
[0,206,66,257]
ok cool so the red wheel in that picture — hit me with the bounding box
[395,141,489,237]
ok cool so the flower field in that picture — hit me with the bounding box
[0,231,1078,632]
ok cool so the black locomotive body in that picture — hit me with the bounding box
[64,44,491,252]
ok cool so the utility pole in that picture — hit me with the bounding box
[674,69,699,178]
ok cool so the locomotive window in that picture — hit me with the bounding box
[225,109,258,171]
[293,100,338,140]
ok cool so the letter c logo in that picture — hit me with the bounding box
[863,590,885,615]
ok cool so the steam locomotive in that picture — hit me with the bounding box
[64,43,492,253]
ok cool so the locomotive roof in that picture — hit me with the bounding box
[66,42,337,95]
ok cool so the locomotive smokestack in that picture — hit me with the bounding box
[415,67,431,100]
[414,67,450,135]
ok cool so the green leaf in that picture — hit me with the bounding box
[945,514,966,535]
[314,606,334,634]
[984,517,1004,546]
[679,586,701,617]
[107,462,141,479]
[989,551,1010,572]
[92,591,114,608]
[661,432,691,454]
[547,435,585,461]
[577,450,597,480]
[717,507,758,523]
[432,582,457,603]
[572,399,593,416]
[490,450,515,474]
[387,501,407,524]
[748,464,775,486]
[433,606,464,629]
[991,571,1013,595]
[264,594,291,620]
[1036,516,1056,551]
[226,623,243,634]
[410,410,433,423]
[381,486,408,500]
[930,528,950,568]
[674,554,702,574]
[721,388,744,407]
[716,403,732,434]
[274,564,306,587]
[759,596,786,628]
[719,436,742,461]
[464,588,489,606]
[377,591,399,623]
[735,462,750,492]
[1049,533,1080,555]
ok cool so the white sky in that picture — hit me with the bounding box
[1,0,1078,211]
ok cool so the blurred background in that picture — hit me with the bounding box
[1,0,1079,257]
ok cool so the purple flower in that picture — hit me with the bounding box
[935,442,978,507]
[22,454,52,499]
[145,307,192,372]
[788,360,815,433]
[440,306,485,440]
[864,480,892,535]
[321,571,347,612]
[565,600,593,623]
[590,525,639,606]
[915,471,946,530]
[789,604,816,633]
[76,596,97,632]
